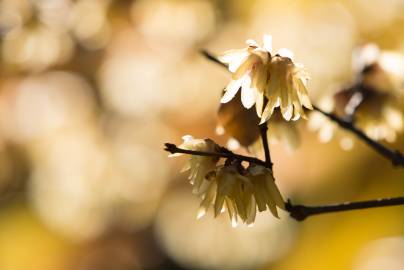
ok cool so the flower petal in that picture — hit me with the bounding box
[241,75,255,109]
[221,79,243,103]
[263,34,273,53]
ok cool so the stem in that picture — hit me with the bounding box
[259,124,273,169]
[200,50,228,68]
[286,196,404,221]
[313,106,404,167]
[200,49,404,168]
[165,142,404,221]
[164,143,269,168]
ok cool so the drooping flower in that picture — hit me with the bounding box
[217,91,301,152]
[197,164,256,227]
[309,44,404,147]
[353,90,403,143]
[247,164,285,218]
[197,163,285,227]
[169,135,219,193]
[260,55,312,123]
[219,34,313,123]
[218,35,272,109]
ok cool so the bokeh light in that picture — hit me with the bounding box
[0,0,404,269]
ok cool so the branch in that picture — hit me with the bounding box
[164,143,269,168]
[259,124,273,169]
[165,142,404,221]
[200,50,227,68]
[200,49,404,167]
[285,196,404,221]
[313,106,404,167]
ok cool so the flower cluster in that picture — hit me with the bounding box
[170,136,285,226]
[309,44,404,146]
[218,35,312,123]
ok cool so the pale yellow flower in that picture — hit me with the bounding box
[247,164,285,218]
[309,89,403,147]
[219,34,312,123]
[219,35,271,109]
[355,91,403,143]
[169,135,219,193]
[309,44,404,147]
[197,164,256,227]
[260,55,312,123]
[197,164,285,227]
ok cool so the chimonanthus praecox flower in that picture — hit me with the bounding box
[309,44,404,146]
[197,164,285,227]
[217,92,301,151]
[169,136,285,226]
[169,135,219,193]
[219,34,312,122]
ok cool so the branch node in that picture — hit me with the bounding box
[285,201,309,221]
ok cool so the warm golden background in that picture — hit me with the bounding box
[1,0,404,269]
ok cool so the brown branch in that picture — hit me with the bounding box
[165,142,404,221]
[164,143,269,168]
[259,124,273,169]
[313,106,404,167]
[200,49,404,167]
[285,196,404,221]
[200,50,228,68]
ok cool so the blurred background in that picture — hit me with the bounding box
[1,0,404,269]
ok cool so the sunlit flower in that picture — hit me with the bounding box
[197,164,256,227]
[260,54,312,122]
[197,164,285,227]
[219,34,312,122]
[247,164,285,218]
[309,44,404,146]
[354,90,403,143]
[219,35,271,109]
[309,87,403,147]
[169,135,219,193]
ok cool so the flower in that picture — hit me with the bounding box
[219,35,271,109]
[219,34,312,122]
[197,164,256,227]
[197,164,285,227]
[354,90,403,143]
[352,43,404,93]
[217,91,301,152]
[260,54,312,123]
[247,164,285,218]
[169,135,219,193]
[266,111,300,151]
[216,91,261,148]
[309,44,404,146]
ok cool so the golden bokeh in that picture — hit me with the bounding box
[0,0,404,269]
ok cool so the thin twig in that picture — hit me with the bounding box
[164,143,269,168]
[200,49,404,167]
[313,106,404,167]
[200,50,228,68]
[286,197,404,221]
[259,124,273,169]
[165,142,404,221]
